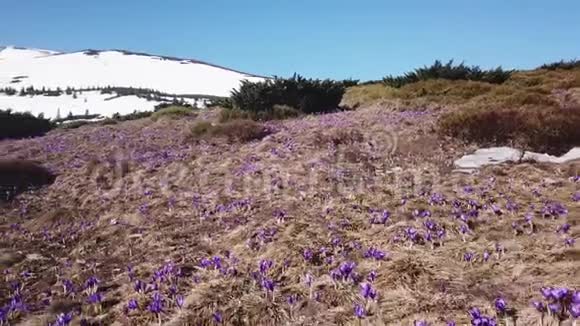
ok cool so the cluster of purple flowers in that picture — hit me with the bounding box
[330,261,357,282]
[369,210,390,225]
[468,307,497,325]
[533,287,580,319]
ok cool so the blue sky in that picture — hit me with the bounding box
[2,0,579,80]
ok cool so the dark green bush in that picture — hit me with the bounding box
[230,74,346,114]
[0,109,53,140]
[383,60,512,88]
[539,59,580,71]
[438,105,580,155]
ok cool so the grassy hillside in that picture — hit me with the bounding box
[343,62,580,155]
[0,61,578,325]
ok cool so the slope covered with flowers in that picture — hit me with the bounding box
[0,105,578,325]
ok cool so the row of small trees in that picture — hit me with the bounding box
[382,60,513,88]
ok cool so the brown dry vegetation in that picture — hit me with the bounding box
[343,67,580,155]
[0,100,578,325]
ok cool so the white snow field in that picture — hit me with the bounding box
[0,91,206,120]
[0,46,267,118]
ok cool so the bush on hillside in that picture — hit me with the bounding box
[151,106,196,121]
[383,60,512,88]
[438,105,580,155]
[111,111,153,121]
[219,105,301,122]
[189,119,272,143]
[57,120,93,130]
[0,109,53,140]
[539,59,580,71]
[154,101,194,112]
[230,74,346,114]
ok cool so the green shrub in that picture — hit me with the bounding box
[438,105,580,155]
[0,109,53,140]
[230,74,346,114]
[150,106,195,121]
[383,60,512,88]
[189,119,271,143]
[539,59,580,71]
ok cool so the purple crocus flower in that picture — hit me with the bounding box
[148,292,164,314]
[572,192,580,202]
[429,193,446,205]
[542,202,568,218]
[557,223,571,234]
[483,251,490,262]
[303,249,314,261]
[541,287,553,300]
[367,270,377,283]
[491,204,503,216]
[127,298,138,311]
[212,256,222,270]
[424,220,437,231]
[134,279,146,293]
[460,224,471,235]
[175,294,184,308]
[354,303,366,318]
[63,279,75,296]
[447,321,456,326]
[570,303,580,318]
[84,276,99,289]
[464,252,474,262]
[572,291,580,304]
[51,312,73,326]
[261,278,275,292]
[414,321,430,326]
[213,311,223,323]
[494,298,507,314]
[506,200,518,212]
[364,247,387,260]
[339,261,356,278]
[360,283,377,300]
[468,307,481,319]
[532,301,545,313]
[548,303,562,315]
[287,294,298,306]
[259,259,274,274]
[413,209,432,218]
[87,292,103,304]
[565,238,576,247]
[304,273,313,287]
[550,288,569,301]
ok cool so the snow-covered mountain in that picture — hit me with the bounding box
[0,46,267,119]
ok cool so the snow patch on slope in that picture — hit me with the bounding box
[454,146,580,172]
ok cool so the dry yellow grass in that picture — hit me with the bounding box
[0,105,578,325]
